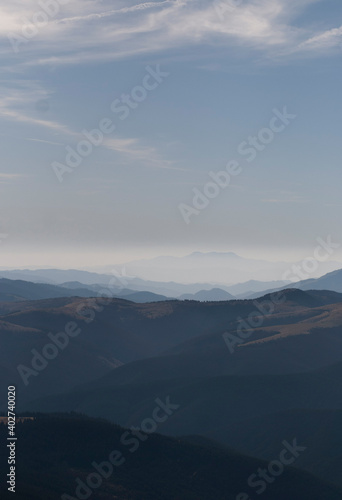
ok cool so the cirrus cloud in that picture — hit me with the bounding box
[1,0,341,67]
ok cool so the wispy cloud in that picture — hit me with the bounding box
[54,1,173,25]
[1,0,340,67]
[262,194,308,204]
[0,80,76,137]
[297,24,342,51]
[0,107,76,136]
[0,173,23,179]
[0,173,27,183]
[0,79,171,170]
[103,137,182,170]
[24,137,65,146]
[104,137,155,157]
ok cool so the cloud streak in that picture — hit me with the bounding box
[1,0,341,68]
[298,24,342,51]
[103,137,182,170]
[0,80,77,137]
[0,80,169,170]
[54,1,173,25]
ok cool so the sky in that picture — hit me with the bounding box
[1,0,342,269]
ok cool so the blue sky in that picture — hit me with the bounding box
[1,0,342,268]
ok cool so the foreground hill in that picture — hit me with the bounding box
[27,363,342,489]
[212,408,342,488]
[0,414,340,500]
[2,289,342,405]
[27,361,342,441]
[2,290,342,494]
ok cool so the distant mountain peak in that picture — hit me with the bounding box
[187,251,240,258]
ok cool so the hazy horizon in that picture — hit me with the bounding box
[2,245,342,271]
[0,248,341,288]
[1,0,342,268]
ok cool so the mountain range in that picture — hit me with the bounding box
[246,268,342,299]
[103,251,342,283]
[2,266,342,497]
